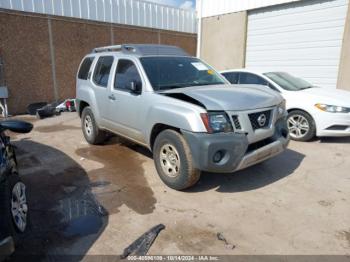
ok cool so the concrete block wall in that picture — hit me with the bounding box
[0,9,197,114]
[338,3,350,91]
[199,11,247,71]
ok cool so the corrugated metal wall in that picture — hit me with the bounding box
[0,0,197,33]
[198,0,302,18]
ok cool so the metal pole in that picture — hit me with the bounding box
[196,0,202,58]
[48,18,59,101]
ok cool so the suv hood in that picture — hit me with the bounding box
[159,84,282,111]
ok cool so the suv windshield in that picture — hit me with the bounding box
[264,72,314,91]
[140,56,226,91]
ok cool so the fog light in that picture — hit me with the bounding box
[213,150,224,163]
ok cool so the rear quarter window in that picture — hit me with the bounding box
[93,56,114,87]
[78,57,94,80]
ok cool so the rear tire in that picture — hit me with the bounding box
[153,129,200,190]
[287,110,316,142]
[81,107,106,145]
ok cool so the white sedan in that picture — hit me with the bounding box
[221,69,350,141]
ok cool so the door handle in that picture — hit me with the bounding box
[108,94,116,101]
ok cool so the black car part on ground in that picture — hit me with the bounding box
[28,99,77,118]
[120,224,165,258]
[36,103,61,119]
[26,102,48,115]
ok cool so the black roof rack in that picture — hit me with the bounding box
[92,44,189,56]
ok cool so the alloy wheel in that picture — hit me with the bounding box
[11,181,28,232]
[287,114,310,139]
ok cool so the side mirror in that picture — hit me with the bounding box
[129,81,142,95]
[0,120,33,134]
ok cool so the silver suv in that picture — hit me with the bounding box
[76,44,289,190]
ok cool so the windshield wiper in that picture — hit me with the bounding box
[157,85,185,91]
[188,82,224,87]
[299,86,313,90]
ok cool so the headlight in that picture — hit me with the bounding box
[315,104,350,113]
[277,100,286,115]
[200,112,233,133]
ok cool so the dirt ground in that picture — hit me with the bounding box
[8,113,350,258]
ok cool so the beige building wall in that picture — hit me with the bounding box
[337,4,350,91]
[200,11,247,71]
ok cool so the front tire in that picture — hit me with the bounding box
[0,173,28,242]
[81,107,106,145]
[153,130,200,190]
[287,110,316,142]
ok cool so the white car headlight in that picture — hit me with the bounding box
[315,104,350,113]
[277,100,286,115]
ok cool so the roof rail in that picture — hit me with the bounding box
[92,45,123,53]
[92,44,189,56]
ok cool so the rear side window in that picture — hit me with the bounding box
[114,59,142,91]
[222,72,239,84]
[93,56,114,87]
[78,57,94,80]
[239,73,268,85]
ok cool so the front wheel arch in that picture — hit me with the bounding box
[149,124,180,151]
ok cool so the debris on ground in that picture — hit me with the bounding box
[62,186,77,194]
[36,103,61,119]
[217,232,236,250]
[27,99,76,120]
[56,99,76,112]
[27,102,48,115]
[120,224,165,259]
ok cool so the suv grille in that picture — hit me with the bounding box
[249,110,272,130]
[231,115,241,130]
[246,136,275,153]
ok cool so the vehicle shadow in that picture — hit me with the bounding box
[10,140,109,261]
[105,135,153,159]
[186,149,305,193]
[105,136,305,194]
[319,137,350,144]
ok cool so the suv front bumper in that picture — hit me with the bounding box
[182,118,289,173]
[0,236,15,259]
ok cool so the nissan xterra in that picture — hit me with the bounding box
[76,44,289,190]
